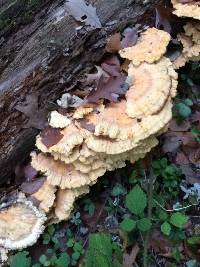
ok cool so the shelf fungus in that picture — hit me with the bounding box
[171,0,200,20]
[54,186,89,222]
[0,193,46,250]
[173,23,200,69]
[119,27,170,66]
[3,27,178,252]
[29,27,177,231]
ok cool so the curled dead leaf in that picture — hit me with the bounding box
[41,127,64,148]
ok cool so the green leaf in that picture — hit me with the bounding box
[170,212,188,228]
[55,253,70,267]
[32,264,41,267]
[67,238,75,247]
[85,233,113,267]
[10,251,31,267]
[42,233,50,244]
[39,255,47,265]
[72,251,81,261]
[111,183,126,196]
[161,222,171,236]
[74,242,83,252]
[47,225,55,236]
[158,210,168,221]
[186,259,197,267]
[176,103,192,118]
[137,218,152,232]
[126,185,147,215]
[120,218,136,232]
[112,242,123,264]
[184,98,193,107]
[172,247,181,262]
[187,236,200,245]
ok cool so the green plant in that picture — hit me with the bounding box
[70,212,82,226]
[120,184,152,233]
[10,251,31,267]
[82,198,95,216]
[174,98,193,122]
[38,252,70,267]
[111,183,126,197]
[42,225,56,245]
[191,127,200,143]
[66,238,85,266]
[152,158,182,196]
[158,210,188,238]
[84,233,122,267]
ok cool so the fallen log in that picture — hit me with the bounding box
[0,0,159,184]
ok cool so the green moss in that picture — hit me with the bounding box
[0,0,45,36]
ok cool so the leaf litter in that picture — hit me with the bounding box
[65,0,102,29]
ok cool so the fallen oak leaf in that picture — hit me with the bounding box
[41,126,64,148]
[24,164,38,182]
[78,119,95,132]
[15,94,48,130]
[86,74,127,103]
[105,33,122,53]
[155,5,172,34]
[83,65,110,86]
[121,27,138,48]
[65,0,102,29]
[123,244,140,267]
[101,56,121,77]
[21,177,46,195]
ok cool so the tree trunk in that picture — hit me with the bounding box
[0,0,160,184]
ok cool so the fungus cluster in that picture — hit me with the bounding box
[174,22,200,69]
[171,0,200,69]
[31,28,177,226]
[0,27,178,254]
[172,0,200,20]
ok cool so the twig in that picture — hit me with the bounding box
[153,199,198,212]
[143,170,154,267]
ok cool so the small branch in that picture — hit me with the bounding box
[153,199,198,212]
[143,170,154,267]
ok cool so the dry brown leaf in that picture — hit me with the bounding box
[105,33,122,53]
[121,27,138,48]
[40,127,64,148]
[15,94,47,130]
[123,244,140,267]
[21,177,46,195]
[86,74,126,103]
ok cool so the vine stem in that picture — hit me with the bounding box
[143,171,154,267]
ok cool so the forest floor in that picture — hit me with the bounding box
[7,63,200,267]
[3,2,200,267]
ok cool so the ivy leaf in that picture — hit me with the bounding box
[161,222,171,236]
[120,218,136,232]
[126,185,147,215]
[170,212,189,228]
[10,251,31,267]
[137,218,152,232]
[55,253,70,267]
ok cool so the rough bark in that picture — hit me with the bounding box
[0,0,160,184]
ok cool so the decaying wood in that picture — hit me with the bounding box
[0,0,160,184]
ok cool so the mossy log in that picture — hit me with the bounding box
[0,0,160,184]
